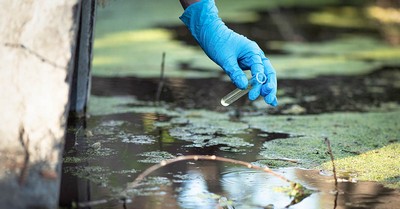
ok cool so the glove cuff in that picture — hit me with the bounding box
[179,0,221,44]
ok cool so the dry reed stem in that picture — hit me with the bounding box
[324,138,338,188]
[155,52,166,104]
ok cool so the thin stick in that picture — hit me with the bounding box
[155,52,166,104]
[129,155,292,188]
[325,138,339,209]
[324,138,338,188]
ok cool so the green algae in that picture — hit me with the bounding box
[321,143,400,188]
[94,0,340,36]
[65,145,116,164]
[93,0,376,79]
[243,110,400,187]
[112,168,137,175]
[243,110,400,165]
[128,176,172,196]
[120,133,156,145]
[64,166,111,185]
[87,120,129,143]
[93,28,220,78]
[172,173,197,183]
[88,95,139,116]
[87,92,400,187]
[167,109,251,146]
[93,32,400,79]
[139,176,172,187]
[272,55,381,78]
[63,156,85,164]
[184,136,253,152]
[273,36,400,78]
[282,36,400,59]
[164,109,256,150]
[88,95,180,117]
[138,151,176,164]
[208,136,253,148]
[308,6,373,29]
[86,72,400,190]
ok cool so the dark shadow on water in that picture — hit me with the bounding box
[92,66,400,114]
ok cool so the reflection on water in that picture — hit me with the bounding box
[60,111,400,209]
[178,170,218,209]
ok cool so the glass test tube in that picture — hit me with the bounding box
[220,73,267,107]
[220,87,250,106]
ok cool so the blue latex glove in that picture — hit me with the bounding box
[180,0,278,106]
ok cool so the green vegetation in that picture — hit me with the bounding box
[244,109,400,165]
[87,92,400,188]
[138,151,176,164]
[244,109,400,187]
[92,0,400,78]
[321,143,400,188]
[84,0,400,197]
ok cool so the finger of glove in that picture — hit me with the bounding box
[248,58,264,101]
[261,58,278,106]
[222,59,248,90]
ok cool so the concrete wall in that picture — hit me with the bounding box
[0,0,80,208]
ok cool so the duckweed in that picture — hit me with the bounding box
[138,151,176,164]
[321,143,400,188]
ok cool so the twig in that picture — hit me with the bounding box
[333,190,338,209]
[155,52,166,104]
[324,138,338,188]
[324,138,339,209]
[129,155,292,188]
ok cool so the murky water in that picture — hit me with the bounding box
[60,93,400,209]
[60,1,400,208]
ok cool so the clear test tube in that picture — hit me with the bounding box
[220,73,267,107]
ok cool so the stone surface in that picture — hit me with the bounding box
[0,0,80,208]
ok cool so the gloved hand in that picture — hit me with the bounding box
[180,0,278,106]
